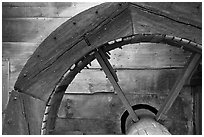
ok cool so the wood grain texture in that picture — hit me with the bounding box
[2,59,10,111]
[3,3,101,18]
[2,90,29,135]
[2,42,38,59]
[52,117,121,134]
[90,43,191,69]
[134,2,201,28]
[65,69,183,94]
[19,92,46,135]
[55,88,192,134]
[3,18,68,42]
[3,42,190,67]
[14,3,130,101]
[2,2,201,135]
[130,4,201,44]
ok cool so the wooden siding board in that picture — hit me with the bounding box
[2,2,73,7]
[2,59,10,111]
[52,117,121,135]
[2,18,68,42]
[90,43,190,68]
[2,42,38,59]
[65,69,184,95]
[3,3,101,18]
[56,89,192,134]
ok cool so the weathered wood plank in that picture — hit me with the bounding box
[156,54,201,121]
[8,59,27,91]
[13,3,131,101]
[2,42,38,59]
[2,2,73,7]
[130,4,201,44]
[56,88,192,134]
[19,92,46,134]
[3,18,68,42]
[65,69,183,94]
[3,42,190,67]
[2,90,29,135]
[52,117,121,135]
[2,59,10,111]
[133,2,201,28]
[90,43,191,68]
[3,3,101,18]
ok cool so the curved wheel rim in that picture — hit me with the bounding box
[41,33,202,134]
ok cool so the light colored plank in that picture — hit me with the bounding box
[3,3,101,18]
[2,59,10,111]
[2,2,73,7]
[90,43,191,68]
[65,69,183,94]
[2,42,38,59]
[3,18,68,42]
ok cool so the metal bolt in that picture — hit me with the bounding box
[23,74,27,77]
[14,97,17,100]
[7,119,12,124]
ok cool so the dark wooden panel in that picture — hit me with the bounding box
[3,18,68,42]
[193,86,202,134]
[2,90,29,135]
[2,3,100,18]
[52,117,121,135]
[165,87,193,134]
[20,92,46,134]
[2,59,10,111]
[133,2,201,28]
[130,4,201,44]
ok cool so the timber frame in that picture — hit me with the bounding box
[3,2,201,135]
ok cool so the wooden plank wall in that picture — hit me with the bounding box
[2,2,195,135]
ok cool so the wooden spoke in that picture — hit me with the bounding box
[156,53,201,121]
[95,48,139,122]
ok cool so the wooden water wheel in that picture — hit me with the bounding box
[3,2,201,135]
